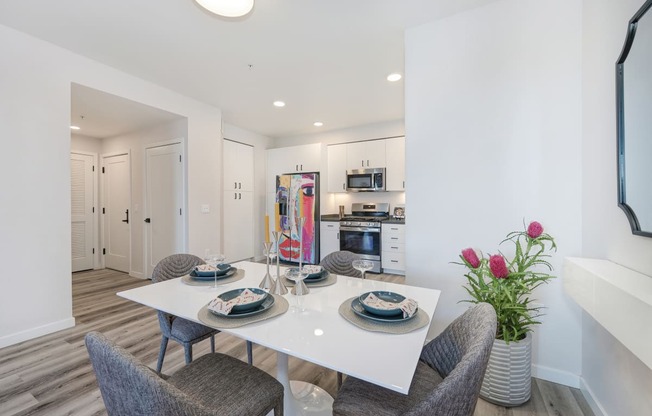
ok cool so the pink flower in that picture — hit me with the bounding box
[527,221,544,238]
[489,254,509,279]
[461,248,481,268]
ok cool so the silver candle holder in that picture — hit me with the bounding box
[269,230,288,295]
[259,241,274,290]
[291,216,309,296]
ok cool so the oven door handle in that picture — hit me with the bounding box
[340,226,380,233]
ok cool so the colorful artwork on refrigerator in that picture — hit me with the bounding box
[276,173,318,264]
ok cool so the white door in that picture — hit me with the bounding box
[102,153,130,272]
[71,153,94,271]
[145,143,184,278]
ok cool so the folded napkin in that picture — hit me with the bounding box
[208,289,265,316]
[196,264,217,272]
[362,293,418,318]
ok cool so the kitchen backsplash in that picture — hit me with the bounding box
[321,191,405,215]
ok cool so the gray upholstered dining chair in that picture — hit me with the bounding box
[152,253,253,372]
[320,250,362,278]
[333,302,497,416]
[85,331,283,416]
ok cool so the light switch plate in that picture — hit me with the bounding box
[201,204,210,213]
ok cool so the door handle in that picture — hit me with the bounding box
[122,209,129,224]
[144,217,151,223]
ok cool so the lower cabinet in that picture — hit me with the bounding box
[382,223,405,274]
[320,222,340,261]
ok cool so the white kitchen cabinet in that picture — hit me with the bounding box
[223,139,254,262]
[224,139,254,191]
[267,143,322,194]
[223,191,254,262]
[327,144,347,193]
[385,137,405,191]
[320,221,340,261]
[382,223,405,274]
[346,140,386,170]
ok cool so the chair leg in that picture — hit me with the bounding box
[184,343,193,364]
[273,397,284,416]
[210,335,215,353]
[246,340,253,365]
[337,371,343,389]
[156,336,169,373]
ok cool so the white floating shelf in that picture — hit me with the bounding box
[563,257,652,369]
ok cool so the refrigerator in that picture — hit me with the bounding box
[275,172,320,265]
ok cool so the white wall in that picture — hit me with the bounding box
[0,23,224,347]
[405,0,583,389]
[222,122,273,259]
[582,0,652,414]
[275,120,406,215]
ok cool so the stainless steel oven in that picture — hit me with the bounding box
[338,202,390,274]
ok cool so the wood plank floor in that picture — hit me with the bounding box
[0,268,594,416]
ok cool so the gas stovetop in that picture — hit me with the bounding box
[341,215,389,222]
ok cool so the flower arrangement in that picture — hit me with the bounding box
[457,221,557,343]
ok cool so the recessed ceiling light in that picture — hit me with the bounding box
[195,0,254,18]
[387,73,402,82]
[70,125,80,130]
[273,101,286,108]
[313,121,323,127]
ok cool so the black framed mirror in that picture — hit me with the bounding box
[617,0,652,237]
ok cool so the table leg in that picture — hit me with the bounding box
[276,351,334,416]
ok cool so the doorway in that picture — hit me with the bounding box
[144,141,186,278]
[71,152,96,272]
[101,152,131,273]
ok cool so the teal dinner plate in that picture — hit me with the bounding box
[209,295,275,318]
[358,291,406,317]
[217,288,269,313]
[350,298,416,323]
[190,266,236,281]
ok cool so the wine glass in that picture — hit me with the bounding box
[204,250,225,289]
[352,259,374,280]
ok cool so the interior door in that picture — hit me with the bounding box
[145,142,184,278]
[102,153,130,272]
[71,152,94,271]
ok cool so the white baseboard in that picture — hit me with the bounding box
[531,364,581,388]
[130,271,145,279]
[579,378,607,416]
[0,317,76,349]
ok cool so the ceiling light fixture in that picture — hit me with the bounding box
[195,0,254,18]
[387,73,402,82]
[273,101,286,108]
[313,121,323,127]
[70,125,80,130]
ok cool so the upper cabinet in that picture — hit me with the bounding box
[346,140,386,170]
[385,137,405,191]
[327,144,347,193]
[223,139,254,191]
[267,143,322,193]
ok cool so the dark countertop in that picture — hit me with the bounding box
[320,214,405,225]
[321,214,341,222]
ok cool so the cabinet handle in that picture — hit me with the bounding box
[367,160,370,166]
[300,164,303,170]
[342,183,345,190]
[296,164,299,171]
[238,182,241,189]
[234,181,237,189]
[391,260,398,263]
[391,237,399,240]
[391,227,398,231]
[337,232,339,239]
[361,160,364,167]
[403,180,405,189]
[238,193,242,200]
[234,193,237,199]
[391,246,399,249]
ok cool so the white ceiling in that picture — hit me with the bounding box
[0,0,496,139]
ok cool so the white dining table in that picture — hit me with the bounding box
[117,261,441,416]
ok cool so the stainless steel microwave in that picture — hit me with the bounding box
[346,168,386,192]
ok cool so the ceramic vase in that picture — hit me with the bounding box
[479,332,532,407]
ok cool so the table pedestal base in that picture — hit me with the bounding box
[277,352,334,415]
